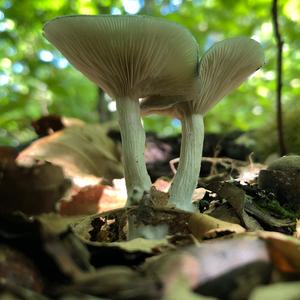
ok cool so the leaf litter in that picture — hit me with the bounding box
[1,133,300,299]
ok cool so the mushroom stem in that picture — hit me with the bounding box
[116,97,152,204]
[169,113,204,211]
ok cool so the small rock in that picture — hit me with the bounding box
[258,155,300,210]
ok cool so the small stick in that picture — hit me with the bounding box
[271,0,287,156]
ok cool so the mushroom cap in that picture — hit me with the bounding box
[43,15,199,100]
[140,95,184,119]
[141,37,264,118]
[192,37,264,114]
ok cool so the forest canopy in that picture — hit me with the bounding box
[0,0,299,147]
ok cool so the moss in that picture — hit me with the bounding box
[253,193,300,219]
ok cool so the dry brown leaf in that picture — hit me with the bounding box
[72,213,170,253]
[164,277,217,300]
[294,219,300,239]
[64,266,162,299]
[249,282,300,300]
[98,179,127,212]
[189,212,245,240]
[59,184,105,216]
[152,178,171,192]
[36,213,86,236]
[0,146,18,165]
[0,162,70,215]
[0,245,43,292]
[257,231,300,273]
[112,238,169,253]
[146,237,271,299]
[192,188,207,202]
[17,124,123,181]
[211,182,262,230]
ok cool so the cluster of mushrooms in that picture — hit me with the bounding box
[44,15,264,213]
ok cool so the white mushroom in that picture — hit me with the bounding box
[44,15,199,204]
[141,37,265,211]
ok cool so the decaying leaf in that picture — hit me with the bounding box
[152,178,171,192]
[209,181,296,230]
[249,282,300,300]
[294,219,300,239]
[163,277,217,300]
[244,197,295,227]
[0,213,92,283]
[59,184,105,216]
[257,231,300,273]
[208,204,241,225]
[192,188,207,202]
[0,285,49,300]
[17,124,123,181]
[61,266,162,299]
[0,245,43,292]
[72,209,127,242]
[112,238,169,254]
[0,161,70,215]
[129,205,194,240]
[0,146,18,165]
[97,179,127,213]
[71,210,170,253]
[189,212,245,240]
[146,237,272,300]
[210,182,262,230]
[36,213,86,235]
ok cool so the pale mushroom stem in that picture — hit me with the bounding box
[116,97,152,205]
[169,113,204,211]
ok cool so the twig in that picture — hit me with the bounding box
[271,0,287,156]
[169,157,179,175]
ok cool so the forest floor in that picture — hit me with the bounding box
[1,119,300,300]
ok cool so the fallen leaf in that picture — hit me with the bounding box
[0,245,43,292]
[98,179,127,212]
[146,237,271,300]
[59,185,105,216]
[152,178,171,192]
[63,266,162,299]
[0,161,70,215]
[0,213,93,283]
[164,277,216,300]
[188,212,245,240]
[249,282,300,300]
[210,182,262,230]
[294,219,300,239]
[17,124,123,181]
[112,238,169,253]
[0,146,18,165]
[36,213,86,236]
[257,231,300,273]
[244,197,295,227]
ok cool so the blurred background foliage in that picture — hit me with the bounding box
[0,0,299,147]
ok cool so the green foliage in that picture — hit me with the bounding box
[0,0,299,147]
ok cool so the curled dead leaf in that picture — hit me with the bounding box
[257,231,300,273]
[17,124,123,181]
[0,245,43,292]
[59,184,105,216]
[249,282,300,300]
[0,162,70,215]
[146,237,271,299]
[294,219,300,239]
[189,212,245,240]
